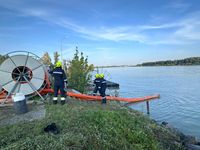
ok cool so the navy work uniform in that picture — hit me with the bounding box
[99,74,107,104]
[93,74,107,104]
[93,74,101,96]
[49,61,67,105]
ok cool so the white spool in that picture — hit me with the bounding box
[0,52,46,96]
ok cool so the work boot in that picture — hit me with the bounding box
[53,100,57,104]
[101,98,107,104]
[61,100,65,105]
[53,97,58,104]
[61,97,66,105]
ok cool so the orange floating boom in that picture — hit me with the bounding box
[41,89,160,103]
[0,88,160,103]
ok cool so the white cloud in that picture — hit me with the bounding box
[32,12,200,45]
[174,16,200,41]
[164,1,191,13]
[0,0,200,46]
[140,23,181,30]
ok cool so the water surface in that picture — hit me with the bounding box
[106,66,200,139]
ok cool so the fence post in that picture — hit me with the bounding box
[146,101,150,114]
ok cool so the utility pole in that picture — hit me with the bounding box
[60,37,66,68]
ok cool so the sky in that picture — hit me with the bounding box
[0,0,200,66]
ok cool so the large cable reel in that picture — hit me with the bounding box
[0,51,47,102]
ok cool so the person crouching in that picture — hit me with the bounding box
[93,74,101,96]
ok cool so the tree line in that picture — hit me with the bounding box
[137,57,200,66]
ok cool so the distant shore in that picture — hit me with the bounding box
[95,64,200,68]
[95,56,200,68]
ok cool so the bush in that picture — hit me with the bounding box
[67,47,94,93]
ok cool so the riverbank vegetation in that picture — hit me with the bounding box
[67,47,94,93]
[0,99,186,150]
[137,57,200,66]
[94,57,200,68]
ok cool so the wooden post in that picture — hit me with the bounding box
[146,101,150,114]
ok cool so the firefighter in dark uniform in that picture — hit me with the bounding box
[99,74,107,104]
[49,61,67,105]
[93,74,101,96]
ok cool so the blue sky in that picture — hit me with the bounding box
[0,0,200,66]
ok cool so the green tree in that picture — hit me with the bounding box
[67,47,94,93]
[41,52,52,66]
[0,55,8,65]
[54,52,60,65]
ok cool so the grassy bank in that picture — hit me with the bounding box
[0,98,184,150]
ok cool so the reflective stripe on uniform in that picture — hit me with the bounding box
[61,97,66,101]
[53,71,63,74]
[53,97,58,100]
[64,79,67,81]
[102,81,106,83]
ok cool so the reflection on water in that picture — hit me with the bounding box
[106,66,200,139]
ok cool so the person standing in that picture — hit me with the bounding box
[49,61,67,105]
[99,74,107,104]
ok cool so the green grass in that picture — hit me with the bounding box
[0,99,184,150]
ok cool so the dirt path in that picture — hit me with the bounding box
[0,103,46,126]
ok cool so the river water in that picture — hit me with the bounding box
[105,66,200,139]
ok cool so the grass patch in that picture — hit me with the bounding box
[0,99,184,150]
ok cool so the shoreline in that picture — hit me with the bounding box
[160,121,200,149]
[124,104,200,149]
